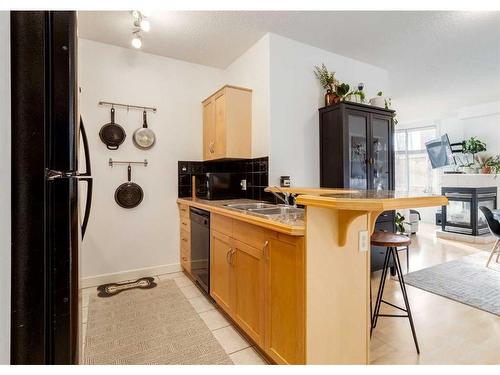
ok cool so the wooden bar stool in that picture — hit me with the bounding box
[370,231,420,354]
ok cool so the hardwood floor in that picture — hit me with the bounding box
[370,222,500,364]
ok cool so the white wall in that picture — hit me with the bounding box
[225,34,270,158]
[78,33,391,281]
[268,34,390,186]
[0,11,11,364]
[78,39,225,281]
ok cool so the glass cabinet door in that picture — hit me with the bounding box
[346,112,369,189]
[371,116,391,191]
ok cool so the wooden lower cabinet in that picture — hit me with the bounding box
[210,214,305,364]
[210,231,233,313]
[179,203,192,275]
[232,239,265,346]
[265,236,305,364]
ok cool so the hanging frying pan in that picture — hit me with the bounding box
[99,107,126,150]
[133,110,156,150]
[114,165,144,209]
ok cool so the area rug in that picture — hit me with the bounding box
[404,252,500,316]
[84,279,233,365]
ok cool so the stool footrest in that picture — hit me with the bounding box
[381,299,408,313]
[378,314,409,318]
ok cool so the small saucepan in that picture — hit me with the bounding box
[114,165,144,209]
[99,107,126,150]
[133,110,156,150]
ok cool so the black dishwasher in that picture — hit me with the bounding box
[190,207,210,294]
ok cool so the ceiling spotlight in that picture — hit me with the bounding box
[140,19,151,32]
[131,34,142,49]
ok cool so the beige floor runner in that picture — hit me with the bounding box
[84,279,233,365]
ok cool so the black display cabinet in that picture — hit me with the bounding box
[319,101,396,272]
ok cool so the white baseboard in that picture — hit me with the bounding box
[80,263,182,288]
[436,229,496,244]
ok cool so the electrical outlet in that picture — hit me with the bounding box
[359,230,368,252]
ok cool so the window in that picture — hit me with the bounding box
[394,126,438,193]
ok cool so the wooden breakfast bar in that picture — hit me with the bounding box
[272,188,448,364]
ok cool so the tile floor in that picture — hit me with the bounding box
[80,272,268,365]
[81,222,500,365]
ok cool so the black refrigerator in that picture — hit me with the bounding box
[10,11,92,364]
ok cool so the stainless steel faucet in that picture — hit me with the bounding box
[269,186,296,207]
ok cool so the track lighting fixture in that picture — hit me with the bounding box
[130,10,151,49]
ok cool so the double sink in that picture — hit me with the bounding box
[223,202,304,221]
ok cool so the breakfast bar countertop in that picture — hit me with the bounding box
[265,186,449,210]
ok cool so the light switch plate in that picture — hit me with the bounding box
[359,230,368,252]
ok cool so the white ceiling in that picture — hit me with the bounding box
[78,11,500,118]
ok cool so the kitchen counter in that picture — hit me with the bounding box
[177,198,304,236]
[177,190,447,365]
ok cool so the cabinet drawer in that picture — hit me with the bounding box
[212,213,232,236]
[180,229,190,249]
[180,216,190,232]
[233,220,277,250]
[180,241,191,274]
[179,204,189,218]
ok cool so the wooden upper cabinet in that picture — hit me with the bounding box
[202,85,252,161]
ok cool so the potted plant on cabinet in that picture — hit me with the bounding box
[314,63,340,106]
[461,137,487,173]
[478,154,500,176]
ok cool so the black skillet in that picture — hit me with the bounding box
[114,165,144,209]
[99,107,126,150]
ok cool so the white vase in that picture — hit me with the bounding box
[369,96,385,108]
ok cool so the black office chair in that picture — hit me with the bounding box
[479,206,500,267]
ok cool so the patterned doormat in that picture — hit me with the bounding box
[84,279,233,364]
[404,251,500,316]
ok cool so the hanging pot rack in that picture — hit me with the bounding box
[99,101,157,113]
[109,158,148,167]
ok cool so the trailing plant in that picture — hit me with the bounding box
[395,212,406,233]
[314,63,339,94]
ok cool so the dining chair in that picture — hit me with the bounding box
[479,206,500,267]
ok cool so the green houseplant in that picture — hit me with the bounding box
[314,63,340,106]
[395,212,406,233]
[478,154,500,176]
[462,137,487,171]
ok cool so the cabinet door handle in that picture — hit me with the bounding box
[226,248,233,264]
[209,141,215,153]
[263,241,269,261]
[182,238,188,242]
[230,249,236,265]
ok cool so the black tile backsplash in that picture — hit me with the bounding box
[178,157,273,202]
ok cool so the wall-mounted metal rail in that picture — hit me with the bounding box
[99,101,157,113]
[109,158,148,167]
